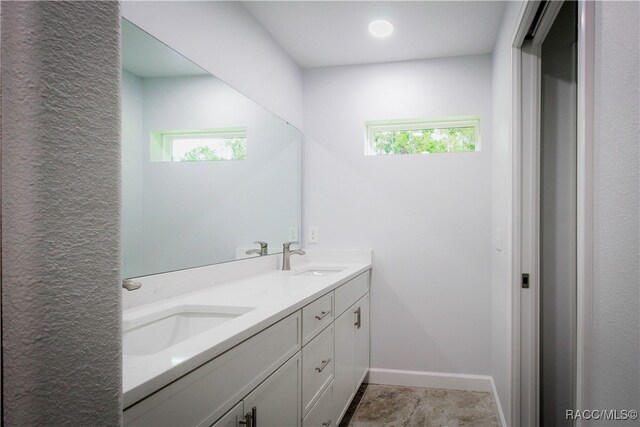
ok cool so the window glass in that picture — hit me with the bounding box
[365,117,479,156]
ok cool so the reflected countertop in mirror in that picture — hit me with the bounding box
[121,19,302,278]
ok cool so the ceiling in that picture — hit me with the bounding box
[122,20,208,78]
[242,1,506,69]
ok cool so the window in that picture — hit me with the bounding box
[365,117,480,156]
[150,128,247,162]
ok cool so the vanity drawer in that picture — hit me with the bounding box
[302,323,334,416]
[303,380,334,427]
[302,292,333,345]
[124,311,301,427]
[334,271,369,316]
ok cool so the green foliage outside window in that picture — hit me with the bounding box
[179,138,246,161]
[371,126,476,155]
[180,146,222,161]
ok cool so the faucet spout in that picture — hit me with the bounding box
[282,241,305,270]
[246,241,269,256]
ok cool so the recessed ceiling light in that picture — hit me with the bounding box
[368,20,394,38]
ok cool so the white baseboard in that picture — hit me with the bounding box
[367,368,506,427]
[368,368,493,392]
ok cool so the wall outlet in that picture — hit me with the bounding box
[308,227,319,243]
[288,226,298,242]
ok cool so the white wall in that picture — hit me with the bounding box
[122,1,304,130]
[122,73,301,278]
[590,0,640,420]
[490,1,523,424]
[303,55,493,377]
[490,3,639,424]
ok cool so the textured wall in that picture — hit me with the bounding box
[590,1,640,421]
[2,2,122,425]
[303,55,493,377]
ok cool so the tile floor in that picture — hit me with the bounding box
[340,384,499,427]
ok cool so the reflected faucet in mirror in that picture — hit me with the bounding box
[246,241,269,256]
[282,241,305,271]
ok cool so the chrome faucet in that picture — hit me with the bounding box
[282,241,305,271]
[122,279,142,291]
[246,241,269,256]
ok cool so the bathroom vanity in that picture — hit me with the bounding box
[123,255,371,427]
[120,19,369,427]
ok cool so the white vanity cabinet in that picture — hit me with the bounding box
[302,323,334,416]
[124,269,370,427]
[353,294,370,389]
[124,312,301,427]
[303,381,335,427]
[333,275,370,424]
[302,293,333,345]
[212,353,301,427]
[304,271,371,427]
[241,353,302,427]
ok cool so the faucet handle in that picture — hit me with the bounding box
[254,241,268,249]
[283,241,299,249]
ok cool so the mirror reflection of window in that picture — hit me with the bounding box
[150,129,247,162]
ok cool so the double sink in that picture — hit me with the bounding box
[123,266,345,356]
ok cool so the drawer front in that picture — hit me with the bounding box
[302,293,333,345]
[302,323,334,416]
[124,311,301,427]
[303,381,334,427]
[334,271,369,317]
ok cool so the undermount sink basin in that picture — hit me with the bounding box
[295,267,345,277]
[123,305,255,356]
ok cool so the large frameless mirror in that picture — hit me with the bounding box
[121,19,302,279]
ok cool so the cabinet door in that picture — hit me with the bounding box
[332,310,354,424]
[244,352,301,427]
[210,402,244,427]
[354,294,370,388]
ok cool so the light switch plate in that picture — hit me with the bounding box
[308,227,319,243]
[288,226,298,242]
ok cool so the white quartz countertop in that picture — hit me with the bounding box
[123,259,371,408]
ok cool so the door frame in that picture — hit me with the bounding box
[510,2,595,426]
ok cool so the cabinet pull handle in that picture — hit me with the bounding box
[315,310,331,320]
[252,406,257,427]
[239,411,253,427]
[322,420,332,426]
[315,358,332,373]
[354,307,361,329]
